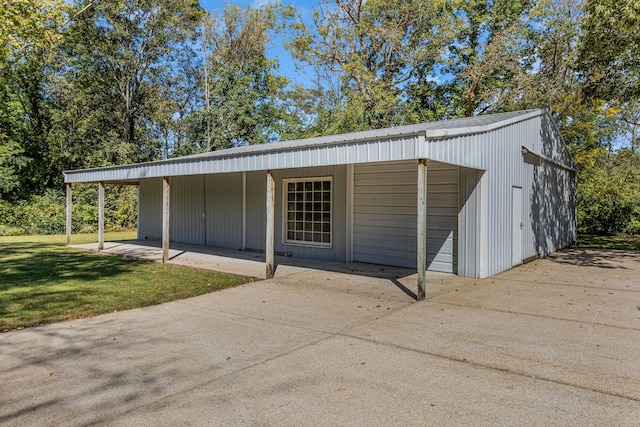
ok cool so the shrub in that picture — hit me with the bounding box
[0,185,137,235]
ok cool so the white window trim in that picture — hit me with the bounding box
[282,176,333,249]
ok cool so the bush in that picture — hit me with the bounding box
[577,149,640,235]
[0,185,137,235]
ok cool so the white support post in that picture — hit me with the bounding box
[417,159,427,301]
[98,181,105,251]
[162,176,171,263]
[265,170,275,279]
[66,183,72,246]
[478,171,489,278]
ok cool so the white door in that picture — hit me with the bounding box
[512,186,523,266]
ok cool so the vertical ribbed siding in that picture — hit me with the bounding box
[275,165,347,262]
[205,173,243,249]
[170,175,205,245]
[352,160,458,272]
[138,178,162,240]
[245,171,267,250]
[426,116,550,276]
[522,117,542,260]
[353,161,417,268]
[131,114,575,278]
[488,122,523,274]
[429,115,576,276]
[427,161,459,272]
[540,164,576,255]
[458,167,481,278]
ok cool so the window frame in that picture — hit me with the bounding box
[282,176,333,249]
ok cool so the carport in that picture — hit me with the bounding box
[63,108,577,299]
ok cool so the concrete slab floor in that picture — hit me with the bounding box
[69,240,419,282]
[1,248,639,425]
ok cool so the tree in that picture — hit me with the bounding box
[288,0,453,131]
[0,0,65,69]
[188,3,296,151]
[579,0,640,102]
[0,0,65,199]
[57,0,204,165]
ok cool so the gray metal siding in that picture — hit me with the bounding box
[523,152,540,260]
[245,171,267,250]
[483,122,536,276]
[205,173,243,249]
[425,120,537,276]
[354,161,417,268]
[138,178,162,240]
[427,162,459,272]
[458,167,481,278]
[170,176,205,245]
[353,160,458,272]
[426,116,575,277]
[275,166,347,262]
[65,110,546,184]
[539,163,577,255]
[130,111,576,279]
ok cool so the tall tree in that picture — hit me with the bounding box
[188,3,296,151]
[0,0,65,199]
[288,0,453,131]
[579,0,640,102]
[55,0,204,166]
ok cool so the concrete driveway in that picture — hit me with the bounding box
[1,249,639,426]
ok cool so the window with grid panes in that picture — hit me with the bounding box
[283,178,332,247]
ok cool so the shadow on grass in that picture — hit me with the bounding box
[0,242,134,288]
[576,234,640,251]
[0,241,136,327]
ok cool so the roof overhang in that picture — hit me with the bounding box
[64,109,547,184]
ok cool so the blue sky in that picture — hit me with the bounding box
[198,0,318,87]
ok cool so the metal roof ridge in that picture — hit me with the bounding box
[424,109,545,138]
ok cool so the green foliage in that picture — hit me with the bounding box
[577,149,640,235]
[0,0,65,68]
[0,186,137,235]
[0,133,28,195]
[51,0,205,166]
[579,0,640,102]
[0,0,638,238]
[187,4,297,152]
[287,0,453,131]
[577,234,640,251]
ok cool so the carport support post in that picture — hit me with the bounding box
[66,183,72,246]
[98,181,105,251]
[162,176,171,263]
[417,159,427,301]
[266,170,275,279]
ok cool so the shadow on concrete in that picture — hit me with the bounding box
[78,240,423,300]
[547,248,638,270]
[0,319,191,426]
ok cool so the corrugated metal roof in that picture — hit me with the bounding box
[64,109,546,183]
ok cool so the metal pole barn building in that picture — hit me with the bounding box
[63,109,577,300]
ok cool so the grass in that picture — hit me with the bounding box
[577,234,640,251]
[0,232,255,331]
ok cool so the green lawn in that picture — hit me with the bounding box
[0,232,255,331]
[577,234,640,251]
